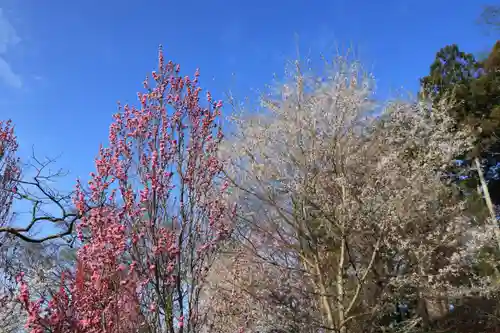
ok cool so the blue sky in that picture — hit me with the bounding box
[0,0,496,232]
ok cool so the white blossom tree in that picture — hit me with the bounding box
[212,56,499,333]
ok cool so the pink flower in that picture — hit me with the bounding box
[16,46,232,333]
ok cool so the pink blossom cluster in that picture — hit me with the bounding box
[0,119,20,226]
[16,48,233,333]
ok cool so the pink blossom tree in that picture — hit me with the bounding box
[0,119,20,236]
[0,120,81,332]
[17,47,234,333]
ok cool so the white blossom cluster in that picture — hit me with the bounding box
[211,55,498,332]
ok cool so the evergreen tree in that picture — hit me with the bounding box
[420,42,500,206]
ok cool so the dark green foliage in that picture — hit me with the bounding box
[420,45,480,101]
[420,42,500,205]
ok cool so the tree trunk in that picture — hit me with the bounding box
[475,157,500,252]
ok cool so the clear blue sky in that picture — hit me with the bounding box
[0,0,496,198]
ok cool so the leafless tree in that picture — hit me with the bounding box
[0,150,81,245]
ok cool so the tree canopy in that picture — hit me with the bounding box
[420,41,500,205]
